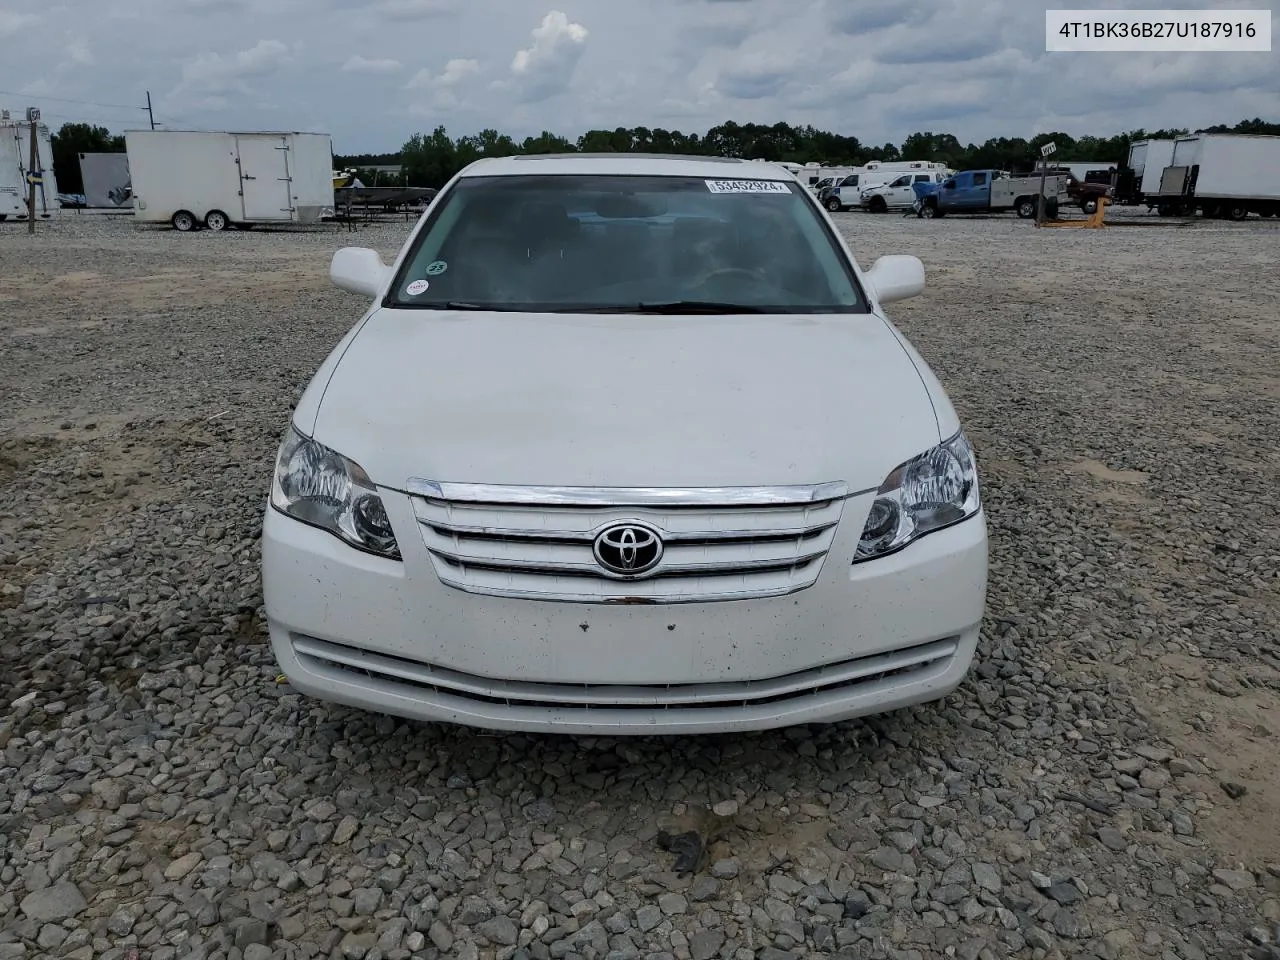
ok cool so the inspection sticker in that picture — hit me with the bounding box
[705,179,791,194]
[425,259,448,276]
[405,279,430,295]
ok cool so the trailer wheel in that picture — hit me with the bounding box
[204,210,229,231]
[1081,197,1098,215]
[1015,197,1036,219]
[1157,203,1177,217]
[1226,204,1249,221]
[825,196,842,213]
[1261,210,1275,218]
[171,211,197,232]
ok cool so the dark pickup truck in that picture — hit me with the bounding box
[1040,168,1113,214]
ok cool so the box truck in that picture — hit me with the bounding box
[124,129,336,232]
[0,114,59,221]
[1115,138,1175,206]
[1151,133,1280,219]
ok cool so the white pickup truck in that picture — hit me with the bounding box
[859,171,950,213]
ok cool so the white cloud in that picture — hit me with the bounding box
[65,37,93,66]
[0,10,39,38]
[342,55,402,74]
[510,10,588,102]
[178,39,292,96]
[405,57,480,112]
[438,58,480,86]
[406,58,479,89]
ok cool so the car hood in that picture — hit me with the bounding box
[309,308,942,491]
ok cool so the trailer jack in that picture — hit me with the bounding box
[1037,196,1109,229]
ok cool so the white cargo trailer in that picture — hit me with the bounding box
[124,129,335,231]
[0,116,59,220]
[0,147,22,220]
[1153,134,1280,219]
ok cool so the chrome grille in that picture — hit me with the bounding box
[407,480,849,603]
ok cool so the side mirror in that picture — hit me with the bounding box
[330,247,389,297]
[866,255,925,305]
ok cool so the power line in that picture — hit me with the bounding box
[20,110,149,129]
[0,89,147,112]
[31,111,214,134]
[32,110,124,124]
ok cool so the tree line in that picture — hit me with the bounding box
[341,117,1280,189]
[44,116,1280,195]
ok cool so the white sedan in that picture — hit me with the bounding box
[262,153,988,735]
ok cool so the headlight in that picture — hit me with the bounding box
[854,430,980,562]
[270,424,401,560]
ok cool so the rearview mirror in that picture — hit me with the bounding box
[866,255,925,305]
[330,247,389,297]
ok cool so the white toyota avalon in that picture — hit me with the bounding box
[262,153,988,735]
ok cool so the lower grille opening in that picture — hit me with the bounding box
[291,635,958,713]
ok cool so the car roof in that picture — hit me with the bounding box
[457,154,796,180]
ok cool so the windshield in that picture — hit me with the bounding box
[386,174,865,314]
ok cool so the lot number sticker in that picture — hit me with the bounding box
[425,260,448,276]
[405,279,430,295]
[705,179,791,194]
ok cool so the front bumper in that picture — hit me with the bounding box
[262,491,988,735]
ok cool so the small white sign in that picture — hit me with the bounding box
[1041,142,1058,157]
[705,179,792,194]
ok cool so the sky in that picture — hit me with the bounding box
[0,0,1276,155]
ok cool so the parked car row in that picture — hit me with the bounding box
[811,162,954,213]
[793,163,1092,220]
[804,134,1280,223]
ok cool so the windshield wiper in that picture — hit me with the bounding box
[558,301,769,314]
[396,300,770,314]
[441,301,508,310]
[394,300,516,311]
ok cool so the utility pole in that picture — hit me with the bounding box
[26,107,40,234]
[145,91,155,130]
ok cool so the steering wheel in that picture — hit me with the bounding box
[693,265,768,288]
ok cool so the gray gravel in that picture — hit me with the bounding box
[2,209,1279,960]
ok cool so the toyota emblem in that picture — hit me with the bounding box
[592,522,664,577]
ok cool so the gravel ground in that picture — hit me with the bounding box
[1,208,1278,960]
